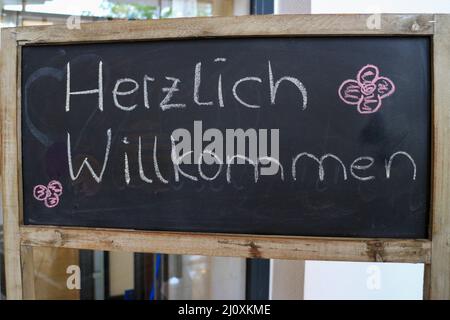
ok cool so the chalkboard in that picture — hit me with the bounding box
[21,37,430,238]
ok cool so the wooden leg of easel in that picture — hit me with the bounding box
[431,15,450,300]
[3,227,22,300]
[21,245,36,300]
[1,28,22,300]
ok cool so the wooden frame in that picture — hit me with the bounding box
[1,14,449,300]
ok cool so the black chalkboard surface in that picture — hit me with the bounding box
[21,37,430,238]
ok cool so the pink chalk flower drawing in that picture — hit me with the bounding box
[338,64,396,114]
[33,180,63,208]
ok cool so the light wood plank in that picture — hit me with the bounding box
[20,226,431,263]
[270,260,305,300]
[0,28,22,300]
[20,246,35,300]
[13,14,434,46]
[32,247,80,300]
[430,14,450,300]
[212,0,234,16]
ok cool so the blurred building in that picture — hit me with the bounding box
[0,0,249,27]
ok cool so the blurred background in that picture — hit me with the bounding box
[2,0,450,300]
